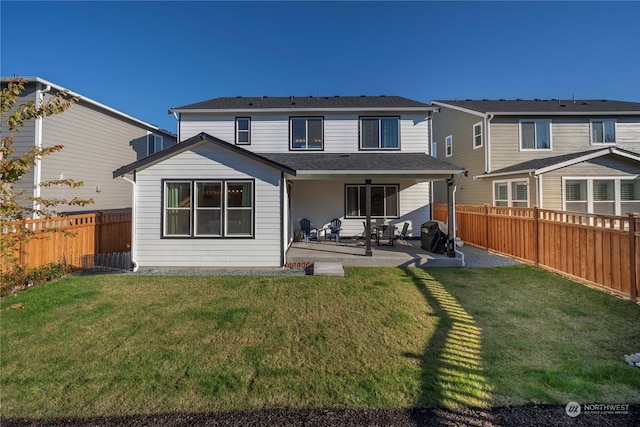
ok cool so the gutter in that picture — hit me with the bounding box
[485,114,494,173]
[169,106,438,114]
[33,82,52,217]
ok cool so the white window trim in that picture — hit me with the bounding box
[518,119,552,152]
[359,116,401,150]
[194,180,222,237]
[473,122,483,149]
[224,180,254,237]
[589,118,617,145]
[562,176,640,215]
[431,141,437,158]
[290,117,324,150]
[235,117,251,145]
[445,135,453,157]
[147,133,164,156]
[345,184,400,218]
[492,178,530,207]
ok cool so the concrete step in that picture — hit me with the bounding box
[313,262,344,276]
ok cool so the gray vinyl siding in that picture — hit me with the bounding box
[540,155,640,211]
[0,84,37,206]
[134,142,282,268]
[489,117,640,171]
[180,113,429,153]
[431,106,487,204]
[40,92,176,212]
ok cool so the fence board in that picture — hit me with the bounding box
[435,203,639,301]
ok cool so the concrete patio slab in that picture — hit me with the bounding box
[313,262,345,276]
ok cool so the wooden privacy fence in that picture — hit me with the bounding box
[2,210,131,271]
[434,203,640,302]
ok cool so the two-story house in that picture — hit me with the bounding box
[430,99,640,215]
[113,96,465,268]
[1,77,177,215]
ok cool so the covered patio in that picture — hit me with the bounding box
[286,238,464,267]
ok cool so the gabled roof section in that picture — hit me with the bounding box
[432,99,640,115]
[477,147,640,178]
[257,152,464,175]
[170,95,434,113]
[113,133,296,178]
[2,76,175,138]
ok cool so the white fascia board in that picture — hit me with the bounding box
[430,101,487,117]
[488,111,640,116]
[7,76,173,137]
[475,169,535,179]
[294,169,463,177]
[533,148,638,175]
[169,106,437,114]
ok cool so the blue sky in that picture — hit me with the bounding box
[2,1,639,132]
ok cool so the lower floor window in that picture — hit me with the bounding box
[493,180,529,207]
[163,179,254,238]
[564,177,640,215]
[345,184,399,218]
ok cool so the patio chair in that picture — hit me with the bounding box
[397,222,410,245]
[377,224,398,246]
[300,218,318,244]
[324,218,342,243]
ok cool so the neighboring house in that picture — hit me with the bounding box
[114,96,465,268]
[1,77,177,215]
[430,99,640,215]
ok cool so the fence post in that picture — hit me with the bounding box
[95,211,102,255]
[533,206,539,266]
[484,204,489,250]
[630,213,638,302]
[19,219,27,266]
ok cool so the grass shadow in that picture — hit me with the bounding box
[401,267,493,425]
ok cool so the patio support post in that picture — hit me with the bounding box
[446,176,456,258]
[365,179,372,256]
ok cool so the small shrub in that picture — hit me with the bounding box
[0,262,75,296]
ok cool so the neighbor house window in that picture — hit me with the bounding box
[163,180,254,238]
[236,117,251,145]
[473,122,482,148]
[360,117,400,149]
[520,120,551,150]
[563,177,640,215]
[345,184,399,218]
[493,179,529,207]
[590,119,616,144]
[148,133,163,155]
[445,135,452,157]
[290,117,323,150]
[431,141,437,158]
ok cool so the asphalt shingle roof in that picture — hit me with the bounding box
[257,152,462,172]
[433,99,640,114]
[172,96,430,111]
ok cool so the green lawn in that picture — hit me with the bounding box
[1,265,639,418]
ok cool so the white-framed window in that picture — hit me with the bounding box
[590,119,616,144]
[236,117,251,145]
[290,117,323,150]
[473,122,482,149]
[563,177,640,215]
[345,184,399,218]
[360,117,400,150]
[163,179,254,238]
[519,120,551,151]
[431,141,437,158]
[147,133,163,155]
[445,135,452,157]
[493,179,529,207]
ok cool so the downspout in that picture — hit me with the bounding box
[121,174,138,271]
[535,173,543,209]
[428,109,438,219]
[33,83,52,217]
[485,114,494,173]
[173,112,180,142]
[451,178,465,267]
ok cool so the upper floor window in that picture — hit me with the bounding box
[590,119,616,144]
[290,117,323,150]
[445,135,452,157]
[148,133,163,155]
[236,117,251,145]
[493,179,529,207]
[360,117,400,150]
[473,122,482,149]
[520,120,551,150]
